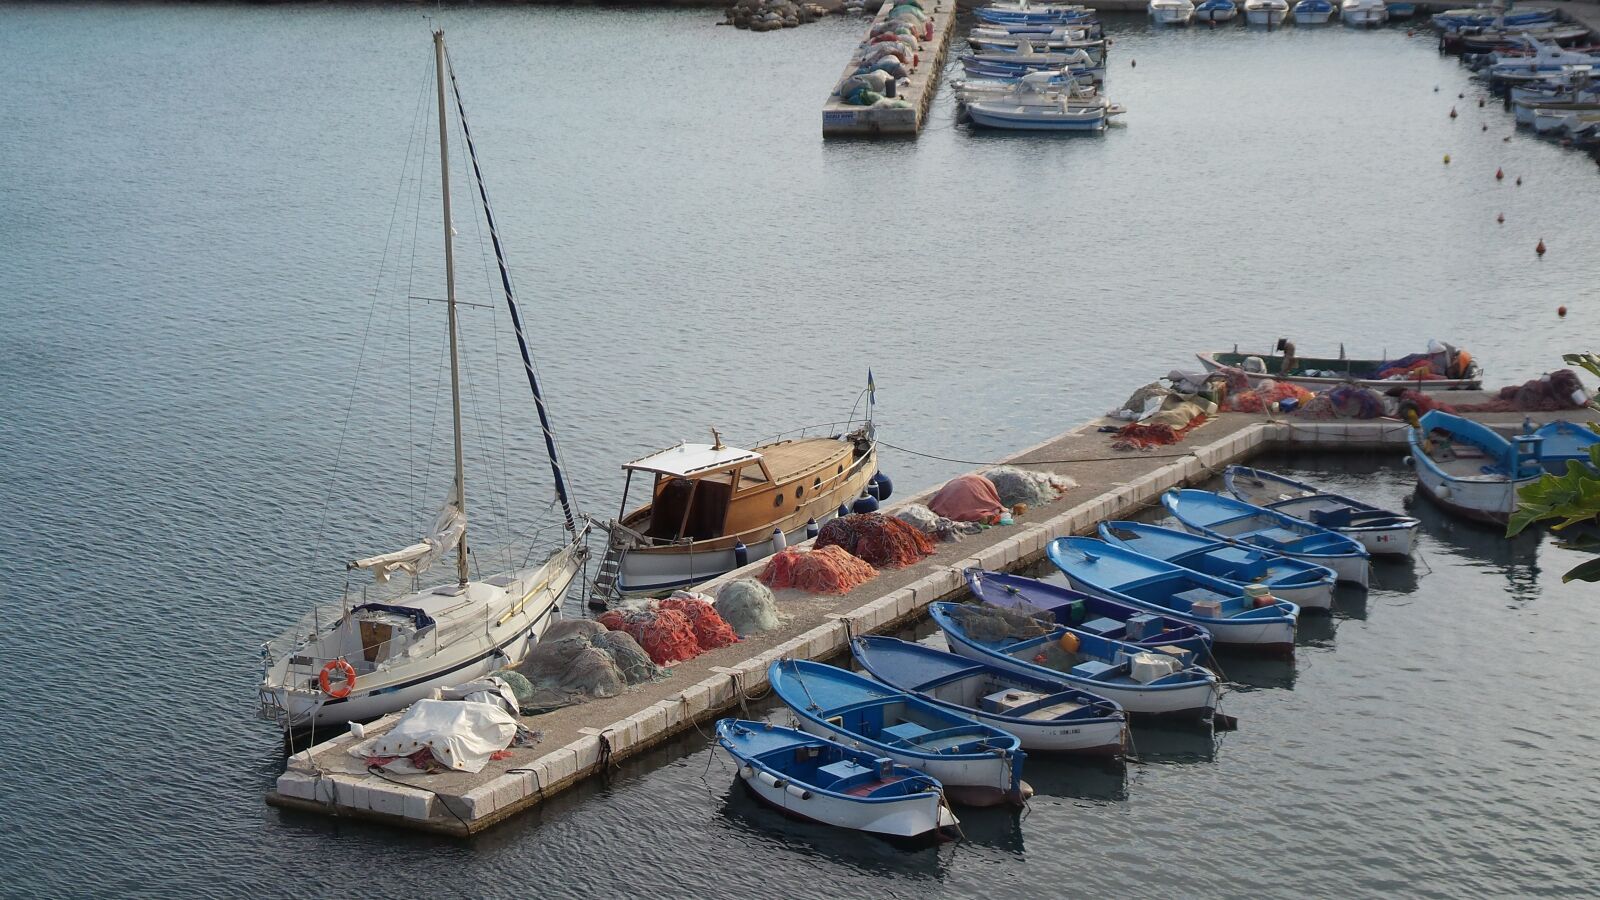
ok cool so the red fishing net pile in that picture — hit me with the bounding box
[759,545,878,594]
[815,513,936,569]
[1455,369,1588,413]
[598,604,704,666]
[659,596,740,651]
[1113,414,1209,450]
[1225,380,1314,413]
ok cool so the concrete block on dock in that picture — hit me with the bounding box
[567,736,603,773]
[460,783,500,820]
[367,778,436,820]
[275,771,337,805]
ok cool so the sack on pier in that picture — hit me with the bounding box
[816,512,936,569]
[982,465,1076,509]
[716,579,782,636]
[1295,385,1389,420]
[928,474,1005,524]
[592,629,665,685]
[866,58,908,78]
[599,604,704,666]
[759,545,877,594]
[893,503,982,542]
[1455,369,1589,413]
[848,89,885,106]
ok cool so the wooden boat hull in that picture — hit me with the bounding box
[1197,351,1480,392]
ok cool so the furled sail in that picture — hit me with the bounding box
[350,489,465,583]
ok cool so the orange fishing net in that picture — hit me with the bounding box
[659,596,740,651]
[815,513,936,569]
[598,605,702,666]
[1113,414,1209,451]
[759,545,878,594]
[1226,380,1315,413]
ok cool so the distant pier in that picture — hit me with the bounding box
[822,0,958,137]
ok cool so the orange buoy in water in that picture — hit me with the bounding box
[1497,212,1504,223]
[1559,305,1568,317]
[1496,167,1503,180]
[1450,106,1458,118]
[1537,238,1547,256]
[1058,631,1081,653]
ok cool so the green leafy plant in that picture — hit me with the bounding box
[1507,352,1600,581]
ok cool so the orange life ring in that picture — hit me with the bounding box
[319,659,356,699]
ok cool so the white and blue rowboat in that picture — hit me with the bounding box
[1149,0,1196,25]
[1194,0,1239,22]
[966,97,1107,130]
[768,659,1028,807]
[1407,410,1547,525]
[965,568,1214,656]
[1098,520,1336,610]
[962,58,1108,82]
[969,34,1106,53]
[970,22,1101,38]
[928,601,1222,720]
[1223,465,1420,557]
[1292,0,1334,23]
[1530,420,1600,472]
[1161,488,1372,586]
[851,636,1128,755]
[715,719,958,841]
[1433,7,1555,30]
[1048,537,1299,655]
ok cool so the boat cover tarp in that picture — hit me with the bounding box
[928,474,1005,523]
[369,698,517,773]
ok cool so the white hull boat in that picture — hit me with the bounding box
[1195,0,1239,21]
[1408,411,1542,525]
[1150,0,1196,24]
[1245,0,1290,26]
[1341,0,1387,26]
[1293,0,1335,23]
[1224,465,1420,557]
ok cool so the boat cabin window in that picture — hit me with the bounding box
[648,475,731,541]
[735,464,768,492]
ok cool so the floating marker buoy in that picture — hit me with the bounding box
[1482,123,1487,131]
[1449,106,1458,118]
[1516,176,1523,185]
[1496,167,1503,180]
[1478,98,1485,107]
[1559,305,1568,317]
[1536,238,1546,256]
[1458,92,1465,99]
[1407,28,1415,36]
[1131,58,1136,67]
[1433,85,1440,92]
[1443,153,1451,164]
[1497,212,1504,223]
[1503,135,1512,142]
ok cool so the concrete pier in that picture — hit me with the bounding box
[267,394,1584,835]
[822,0,958,137]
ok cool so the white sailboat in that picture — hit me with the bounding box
[257,30,589,735]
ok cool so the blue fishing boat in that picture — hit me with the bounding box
[1195,0,1239,22]
[1161,488,1371,586]
[1292,0,1334,22]
[1098,520,1337,610]
[964,567,1213,655]
[1385,1,1415,18]
[1047,537,1300,656]
[976,7,1097,26]
[928,601,1222,719]
[850,636,1127,755]
[1529,420,1600,472]
[768,659,1027,806]
[1223,465,1420,556]
[715,719,959,840]
[1407,410,1545,525]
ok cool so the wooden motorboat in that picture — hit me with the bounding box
[715,719,959,840]
[1197,342,1481,392]
[1224,466,1420,556]
[595,413,881,601]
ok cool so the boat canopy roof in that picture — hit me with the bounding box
[624,442,762,478]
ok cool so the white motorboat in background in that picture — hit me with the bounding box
[1150,0,1196,25]
[1245,0,1290,26]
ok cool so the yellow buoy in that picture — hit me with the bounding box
[1443,154,1451,164]
[1058,632,1081,653]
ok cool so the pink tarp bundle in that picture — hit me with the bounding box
[928,474,1005,524]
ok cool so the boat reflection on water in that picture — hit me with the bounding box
[1128,722,1218,764]
[1405,490,1546,604]
[1214,652,1297,691]
[717,784,959,864]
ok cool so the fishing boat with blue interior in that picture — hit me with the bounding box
[1385,1,1416,18]
[1223,465,1420,556]
[850,636,1127,755]
[928,601,1222,720]
[965,567,1214,655]
[1048,537,1300,655]
[715,719,959,841]
[1531,420,1600,471]
[1292,0,1335,23]
[1097,520,1336,610]
[768,659,1028,806]
[1406,410,1547,525]
[1194,0,1239,22]
[975,5,1097,26]
[1161,488,1371,586]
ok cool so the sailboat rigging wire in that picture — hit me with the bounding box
[315,58,436,554]
[444,48,580,533]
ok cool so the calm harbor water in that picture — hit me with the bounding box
[3,3,1600,896]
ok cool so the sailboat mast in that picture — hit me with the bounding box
[434,29,470,587]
